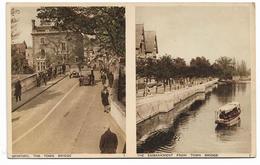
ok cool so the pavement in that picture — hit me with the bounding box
[11,71,125,154]
[12,75,67,112]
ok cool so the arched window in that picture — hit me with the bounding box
[41,49,45,56]
[40,49,45,58]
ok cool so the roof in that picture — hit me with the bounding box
[144,31,158,53]
[219,102,240,112]
[136,24,144,48]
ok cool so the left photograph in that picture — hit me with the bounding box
[8,5,126,155]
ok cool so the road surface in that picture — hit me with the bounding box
[11,72,125,154]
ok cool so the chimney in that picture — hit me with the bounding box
[32,19,35,31]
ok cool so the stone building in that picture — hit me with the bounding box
[31,20,84,72]
[136,24,158,59]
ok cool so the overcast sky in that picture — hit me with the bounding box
[14,7,38,47]
[136,4,253,67]
[13,5,253,67]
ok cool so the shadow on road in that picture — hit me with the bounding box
[15,90,64,112]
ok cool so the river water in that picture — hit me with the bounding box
[137,83,252,153]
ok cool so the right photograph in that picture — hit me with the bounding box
[135,4,255,155]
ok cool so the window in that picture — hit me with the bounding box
[61,42,66,51]
[38,62,40,71]
[41,49,45,58]
[40,38,45,44]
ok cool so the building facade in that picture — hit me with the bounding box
[31,20,84,72]
[136,24,158,59]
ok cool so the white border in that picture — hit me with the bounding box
[1,0,260,164]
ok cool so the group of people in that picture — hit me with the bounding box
[99,68,120,153]
[100,69,115,113]
[36,64,66,87]
[100,70,114,88]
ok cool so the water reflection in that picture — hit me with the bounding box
[215,121,241,142]
[137,83,251,153]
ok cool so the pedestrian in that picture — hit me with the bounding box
[108,72,114,88]
[62,63,66,75]
[99,128,118,153]
[43,71,47,86]
[101,72,107,85]
[91,68,95,85]
[101,85,110,113]
[36,73,41,87]
[14,80,22,102]
[53,66,57,78]
[48,66,53,80]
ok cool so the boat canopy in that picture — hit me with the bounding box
[218,102,240,113]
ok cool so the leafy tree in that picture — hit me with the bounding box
[215,56,235,79]
[156,55,173,91]
[190,56,211,77]
[172,57,186,78]
[37,7,125,57]
[237,60,249,77]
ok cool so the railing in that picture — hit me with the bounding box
[136,78,217,98]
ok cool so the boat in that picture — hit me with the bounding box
[215,102,241,127]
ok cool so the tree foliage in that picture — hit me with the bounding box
[136,55,250,81]
[36,7,125,57]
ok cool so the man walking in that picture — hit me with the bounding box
[43,71,47,86]
[101,86,110,113]
[62,63,66,75]
[14,80,22,102]
[101,72,107,85]
[99,128,118,153]
[91,68,95,85]
[108,72,114,88]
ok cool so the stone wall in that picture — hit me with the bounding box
[136,79,218,124]
[136,79,218,143]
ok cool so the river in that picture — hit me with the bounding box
[137,83,252,153]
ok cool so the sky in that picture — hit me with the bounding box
[13,7,38,47]
[136,4,254,67]
[12,5,253,67]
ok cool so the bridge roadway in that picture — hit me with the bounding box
[11,72,125,154]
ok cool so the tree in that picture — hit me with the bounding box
[237,60,249,77]
[172,57,186,78]
[215,56,235,79]
[156,55,173,91]
[190,56,211,77]
[36,7,125,57]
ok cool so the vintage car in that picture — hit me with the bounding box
[215,102,241,127]
[79,66,92,86]
[69,64,80,78]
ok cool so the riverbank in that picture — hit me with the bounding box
[136,79,218,124]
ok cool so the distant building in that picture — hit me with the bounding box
[31,20,84,72]
[136,24,146,57]
[25,47,33,68]
[11,41,34,74]
[144,31,158,58]
[12,41,27,56]
[136,24,158,59]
